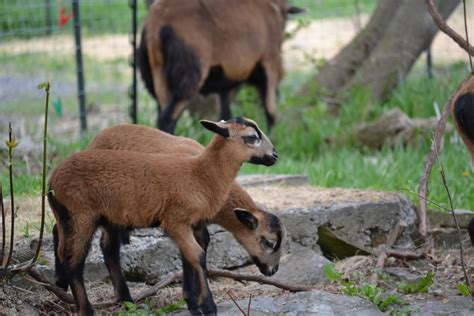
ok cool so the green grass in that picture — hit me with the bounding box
[1,43,474,213]
[292,0,378,20]
[1,0,377,38]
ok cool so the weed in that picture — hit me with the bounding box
[323,263,409,314]
[398,271,434,294]
[457,283,472,296]
[118,299,186,316]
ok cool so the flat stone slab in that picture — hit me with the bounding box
[174,291,383,316]
[246,185,418,253]
[237,174,309,187]
[428,209,474,229]
[274,243,330,286]
[410,297,474,316]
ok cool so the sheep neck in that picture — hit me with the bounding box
[197,135,243,192]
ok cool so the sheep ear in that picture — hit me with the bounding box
[287,6,305,14]
[200,120,230,138]
[234,208,259,230]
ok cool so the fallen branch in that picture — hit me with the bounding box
[425,0,474,57]
[375,243,432,269]
[25,266,314,310]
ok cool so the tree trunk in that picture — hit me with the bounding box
[304,0,460,102]
[314,0,401,95]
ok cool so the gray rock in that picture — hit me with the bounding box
[384,267,424,283]
[428,209,474,229]
[238,174,309,187]
[430,227,471,250]
[410,297,474,315]
[174,291,383,315]
[276,190,418,257]
[274,243,330,286]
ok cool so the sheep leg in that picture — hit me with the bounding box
[100,225,132,303]
[181,223,215,314]
[158,96,188,134]
[53,223,69,291]
[167,224,216,315]
[259,61,279,129]
[63,216,98,316]
[218,91,232,121]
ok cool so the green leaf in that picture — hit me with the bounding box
[37,82,47,90]
[5,136,19,149]
[37,81,50,91]
[323,263,342,282]
[457,283,472,296]
[157,299,186,314]
[399,271,434,294]
[122,301,136,312]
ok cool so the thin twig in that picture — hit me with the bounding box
[227,290,247,316]
[247,294,252,316]
[462,0,473,72]
[31,81,51,266]
[1,183,5,264]
[418,81,464,238]
[3,123,16,271]
[435,150,472,289]
[425,0,474,57]
[399,188,451,212]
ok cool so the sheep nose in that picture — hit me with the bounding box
[272,148,278,160]
[271,264,279,275]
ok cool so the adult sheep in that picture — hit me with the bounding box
[138,0,304,133]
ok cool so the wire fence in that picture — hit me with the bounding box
[0,0,472,138]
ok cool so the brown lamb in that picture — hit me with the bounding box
[48,117,277,315]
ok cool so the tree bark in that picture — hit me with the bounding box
[304,0,460,102]
[313,0,401,95]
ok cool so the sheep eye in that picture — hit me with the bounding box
[243,134,259,144]
[263,238,276,250]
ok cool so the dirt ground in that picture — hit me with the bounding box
[1,246,472,315]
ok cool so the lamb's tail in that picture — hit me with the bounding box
[47,190,70,262]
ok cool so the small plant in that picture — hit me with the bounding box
[398,271,434,294]
[22,222,30,238]
[118,299,186,316]
[323,263,407,313]
[457,283,472,297]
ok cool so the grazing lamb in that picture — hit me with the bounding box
[48,117,277,315]
[450,75,474,245]
[52,123,285,314]
[138,0,304,133]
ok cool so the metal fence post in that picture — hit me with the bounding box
[72,0,87,132]
[426,46,433,79]
[129,0,138,124]
[45,0,52,36]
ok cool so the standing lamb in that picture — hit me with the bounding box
[138,0,304,133]
[48,117,277,315]
[81,124,285,312]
